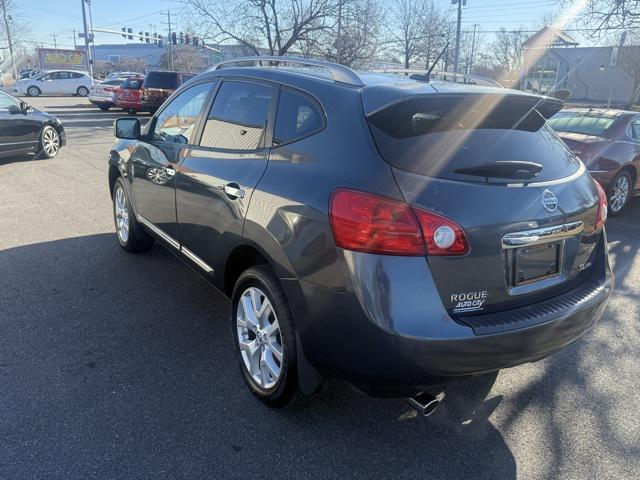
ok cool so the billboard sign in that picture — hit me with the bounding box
[37,48,88,71]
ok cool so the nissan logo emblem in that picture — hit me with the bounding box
[542,189,559,213]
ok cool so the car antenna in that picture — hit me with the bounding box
[426,41,450,83]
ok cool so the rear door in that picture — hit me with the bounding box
[367,93,602,315]
[175,79,274,276]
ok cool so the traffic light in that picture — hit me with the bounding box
[185,33,190,45]
[127,28,133,40]
[179,32,184,44]
[171,32,177,45]
[192,36,198,46]
[139,31,144,42]
[121,27,126,38]
[157,34,163,47]
[145,32,150,43]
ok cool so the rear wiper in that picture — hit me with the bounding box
[454,161,543,180]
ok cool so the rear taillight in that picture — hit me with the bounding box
[594,180,608,230]
[329,189,469,256]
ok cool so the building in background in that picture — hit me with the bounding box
[521,27,640,106]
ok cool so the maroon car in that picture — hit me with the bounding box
[115,76,145,114]
[549,108,640,215]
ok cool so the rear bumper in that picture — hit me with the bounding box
[116,100,143,110]
[589,170,616,187]
[284,233,613,398]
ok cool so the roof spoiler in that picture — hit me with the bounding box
[534,96,564,119]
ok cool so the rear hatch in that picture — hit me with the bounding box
[142,72,180,103]
[366,92,603,315]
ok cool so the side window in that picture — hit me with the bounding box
[200,81,272,150]
[631,120,640,141]
[70,72,84,79]
[41,73,54,81]
[0,93,18,112]
[273,88,324,145]
[56,72,71,80]
[153,82,212,144]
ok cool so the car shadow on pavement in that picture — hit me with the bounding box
[0,232,516,479]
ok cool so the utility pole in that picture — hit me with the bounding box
[467,24,478,75]
[51,34,57,48]
[72,29,77,49]
[81,0,94,77]
[0,0,16,79]
[336,0,343,64]
[453,0,464,74]
[167,10,174,70]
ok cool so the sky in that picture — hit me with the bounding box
[19,0,577,51]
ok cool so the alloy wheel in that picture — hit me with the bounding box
[42,127,60,157]
[236,287,283,389]
[609,175,630,213]
[114,184,130,243]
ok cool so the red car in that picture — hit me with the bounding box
[549,108,640,215]
[115,76,145,114]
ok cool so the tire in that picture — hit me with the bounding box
[38,126,61,159]
[77,86,89,97]
[231,265,303,408]
[607,170,633,216]
[27,86,40,97]
[112,177,154,253]
[98,104,110,111]
[127,108,137,115]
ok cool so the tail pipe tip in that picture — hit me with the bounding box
[406,391,445,417]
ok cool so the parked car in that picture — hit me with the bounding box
[115,76,145,114]
[107,57,613,412]
[13,70,93,97]
[105,71,141,81]
[140,70,196,112]
[0,90,65,158]
[89,79,126,111]
[549,108,640,215]
[19,68,39,79]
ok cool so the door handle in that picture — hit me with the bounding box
[222,184,245,199]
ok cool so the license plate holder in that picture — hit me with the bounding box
[513,241,561,286]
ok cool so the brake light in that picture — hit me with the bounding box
[594,180,608,230]
[329,189,469,256]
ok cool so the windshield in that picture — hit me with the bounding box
[547,114,617,136]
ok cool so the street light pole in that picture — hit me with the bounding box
[81,0,94,77]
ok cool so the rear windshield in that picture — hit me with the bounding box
[144,72,180,89]
[121,78,143,89]
[368,94,581,183]
[547,113,616,136]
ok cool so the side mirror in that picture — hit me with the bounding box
[114,117,141,140]
[20,101,32,113]
[7,105,21,115]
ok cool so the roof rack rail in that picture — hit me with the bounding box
[211,56,364,87]
[371,68,503,88]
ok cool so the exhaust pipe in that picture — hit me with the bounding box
[406,391,445,417]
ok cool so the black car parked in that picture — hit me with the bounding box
[108,57,613,412]
[0,90,65,158]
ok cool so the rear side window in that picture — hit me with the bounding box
[200,81,272,150]
[548,113,616,136]
[144,72,179,89]
[121,78,143,89]
[368,94,581,183]
[274,88,324,145]
[629,119,640,140]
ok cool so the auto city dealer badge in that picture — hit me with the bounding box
[542,189,559,213]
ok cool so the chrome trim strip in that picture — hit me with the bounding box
[502,221,584,249]
[181,246,214,274]
[136,214,180,250]
[2,140,38,146]
[505,162,586,187]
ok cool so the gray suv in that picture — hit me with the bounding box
[108,57,613,410]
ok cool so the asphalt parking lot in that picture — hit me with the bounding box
[1,95,639,480]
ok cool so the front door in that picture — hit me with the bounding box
[128,82,214,245]
[175,80,275,276]
[0,95,40,156]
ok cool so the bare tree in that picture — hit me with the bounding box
[179,0,334,56]
[322,0,383,67]
[386,0,428,68]
[565,0,640,32]
[617,32,640,103]
[0,0,29,79]
[486,27,528,77]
